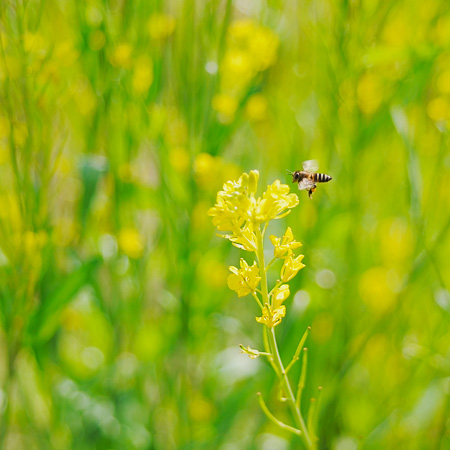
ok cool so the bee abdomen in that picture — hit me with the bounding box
[314,173,332,183]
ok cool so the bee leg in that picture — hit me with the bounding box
[308,186,317,199]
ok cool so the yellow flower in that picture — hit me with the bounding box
[229,224,257,252]
[118,228,144,259]
[207,170,259,232]
[252,180,299,223]
[212,93,239,123]
[110,43,132,68]
[281,253,305,282]
[246,94,268,122]
[148,13,176,40]
[209,171,299,251]
[271,284,290,307]
[132,55,153,95]
[269,227,302,258]
[227,259,261,297]
[256,304,286,328]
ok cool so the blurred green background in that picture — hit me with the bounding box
[1,0,450,449]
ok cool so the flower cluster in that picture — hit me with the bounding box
[208,170,298,237]
[210,171,316,447]
[212,20,279,123]
[209,171,305,328]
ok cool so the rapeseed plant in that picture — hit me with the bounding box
[209,170,319,449]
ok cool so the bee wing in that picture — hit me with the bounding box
[298,178,316,191]
[302,159,319,172]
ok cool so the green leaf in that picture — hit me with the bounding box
[26,258,101,344]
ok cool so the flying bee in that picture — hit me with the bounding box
[287,160,332,199]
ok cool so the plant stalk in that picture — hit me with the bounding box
[255,226,314,450]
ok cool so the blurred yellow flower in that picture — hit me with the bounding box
[227,259,261,297]
[357,72,384,115]
[248,26,279,71]
[23,230,48,256]
[218,20,279,101]
[427,97,449,122]
[437,70,450,94]
[73,76,97,116]
[228,20,279,72]
[148,13,175,40]
[110,43,132,68]
[256,304,286,328]
[212,93,239,123]
[281,253,305,282]
[118,228,144,259]
[246,94,268,122]
[270,227,302,258]
[24,32,48,58]
[169,146,190,174]
[132,55,153,95]
[359,266,396,313]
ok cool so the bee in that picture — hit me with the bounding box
[287,160,332,199]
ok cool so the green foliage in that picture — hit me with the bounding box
[0,0,449,449]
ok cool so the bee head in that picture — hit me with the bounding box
[286,170,300,182]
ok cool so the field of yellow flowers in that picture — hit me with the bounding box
[1,0,450,449]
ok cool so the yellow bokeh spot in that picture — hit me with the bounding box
[379,218,413,267]
[24,32,48,58]
[383,16,410,47]
[110,43,132,68]
[148,13,176,40]
[359,267,396,313]
[212,93,238,123]
[311,313,334,343]
[437,70,450,94]
[197,257,228,289]
[0,116,10,139]
[194,153,221,189]
[164,110,188,145]
[73,77,97,116]
[168,146,190,174]
[362,333,389,369]
[434,15,450,46]
[188,392,216,422]
[132,55,153,95]
[427,97,449,122]
[59,299,112,379]
[118,228,144,259]
[133,324,163,361]
[357,72,383,115]
[245,94,268,122]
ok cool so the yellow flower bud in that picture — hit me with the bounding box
[272,284,290,308]
[269,227,302,258]
[227,259,261,297]
[256,305,286,328]
[281,254,305,282]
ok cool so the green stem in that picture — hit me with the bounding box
[255,226,314,450]
[257,393,301,436]
[267,328,314,449]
